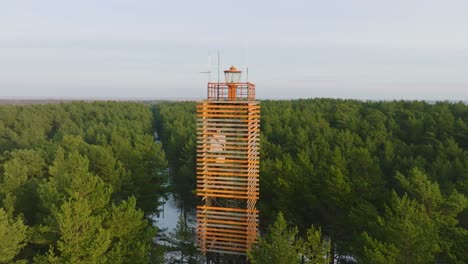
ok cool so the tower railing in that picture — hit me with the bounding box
[207,82,256,101]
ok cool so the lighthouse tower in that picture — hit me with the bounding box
[197,66,260,262]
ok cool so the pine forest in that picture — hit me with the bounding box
[0,99,467,264]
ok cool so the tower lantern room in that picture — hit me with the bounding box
[224,66,242,101]
[206,66,255,101]
[224,65,242,83]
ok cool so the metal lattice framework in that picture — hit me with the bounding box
[207,82,255,101]
[197,82,260,256]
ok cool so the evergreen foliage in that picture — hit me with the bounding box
[162,213,200,264]
[152,102,196,209]
[155,99,468,263]
[249,212,302,263]
[248,212,330,264]
[2,99,467,263]
[0,208,27,263]
[0,102,167,263]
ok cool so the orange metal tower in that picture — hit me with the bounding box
[197,66,260,260]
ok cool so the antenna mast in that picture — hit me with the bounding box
[208,54,211,82]
[200,52,212,82]
[245,41,249,83]
[217,50,220,84]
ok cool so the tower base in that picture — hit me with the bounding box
[206,252,248,264]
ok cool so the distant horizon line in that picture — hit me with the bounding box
[0,96,467,104]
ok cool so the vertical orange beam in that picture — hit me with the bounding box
[228,84,237,101]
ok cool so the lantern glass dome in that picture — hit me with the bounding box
[224,66,242,83]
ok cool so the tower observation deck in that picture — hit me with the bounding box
[197,66,260,261]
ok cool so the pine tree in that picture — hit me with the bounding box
[35,150,155,263]
[0,208,27,263]
[361,192,439,264]
[248,212,302,264]
[164,213,200,264]
[303,226,330,264]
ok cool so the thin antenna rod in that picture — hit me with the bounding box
[200,52,211,82]
[217,50,220,100]
[217,50,220,84]
[247,68,249,84]
[245,41,249,83]
[208,53,211,82]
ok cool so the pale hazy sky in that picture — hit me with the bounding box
[1,0,467,100]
